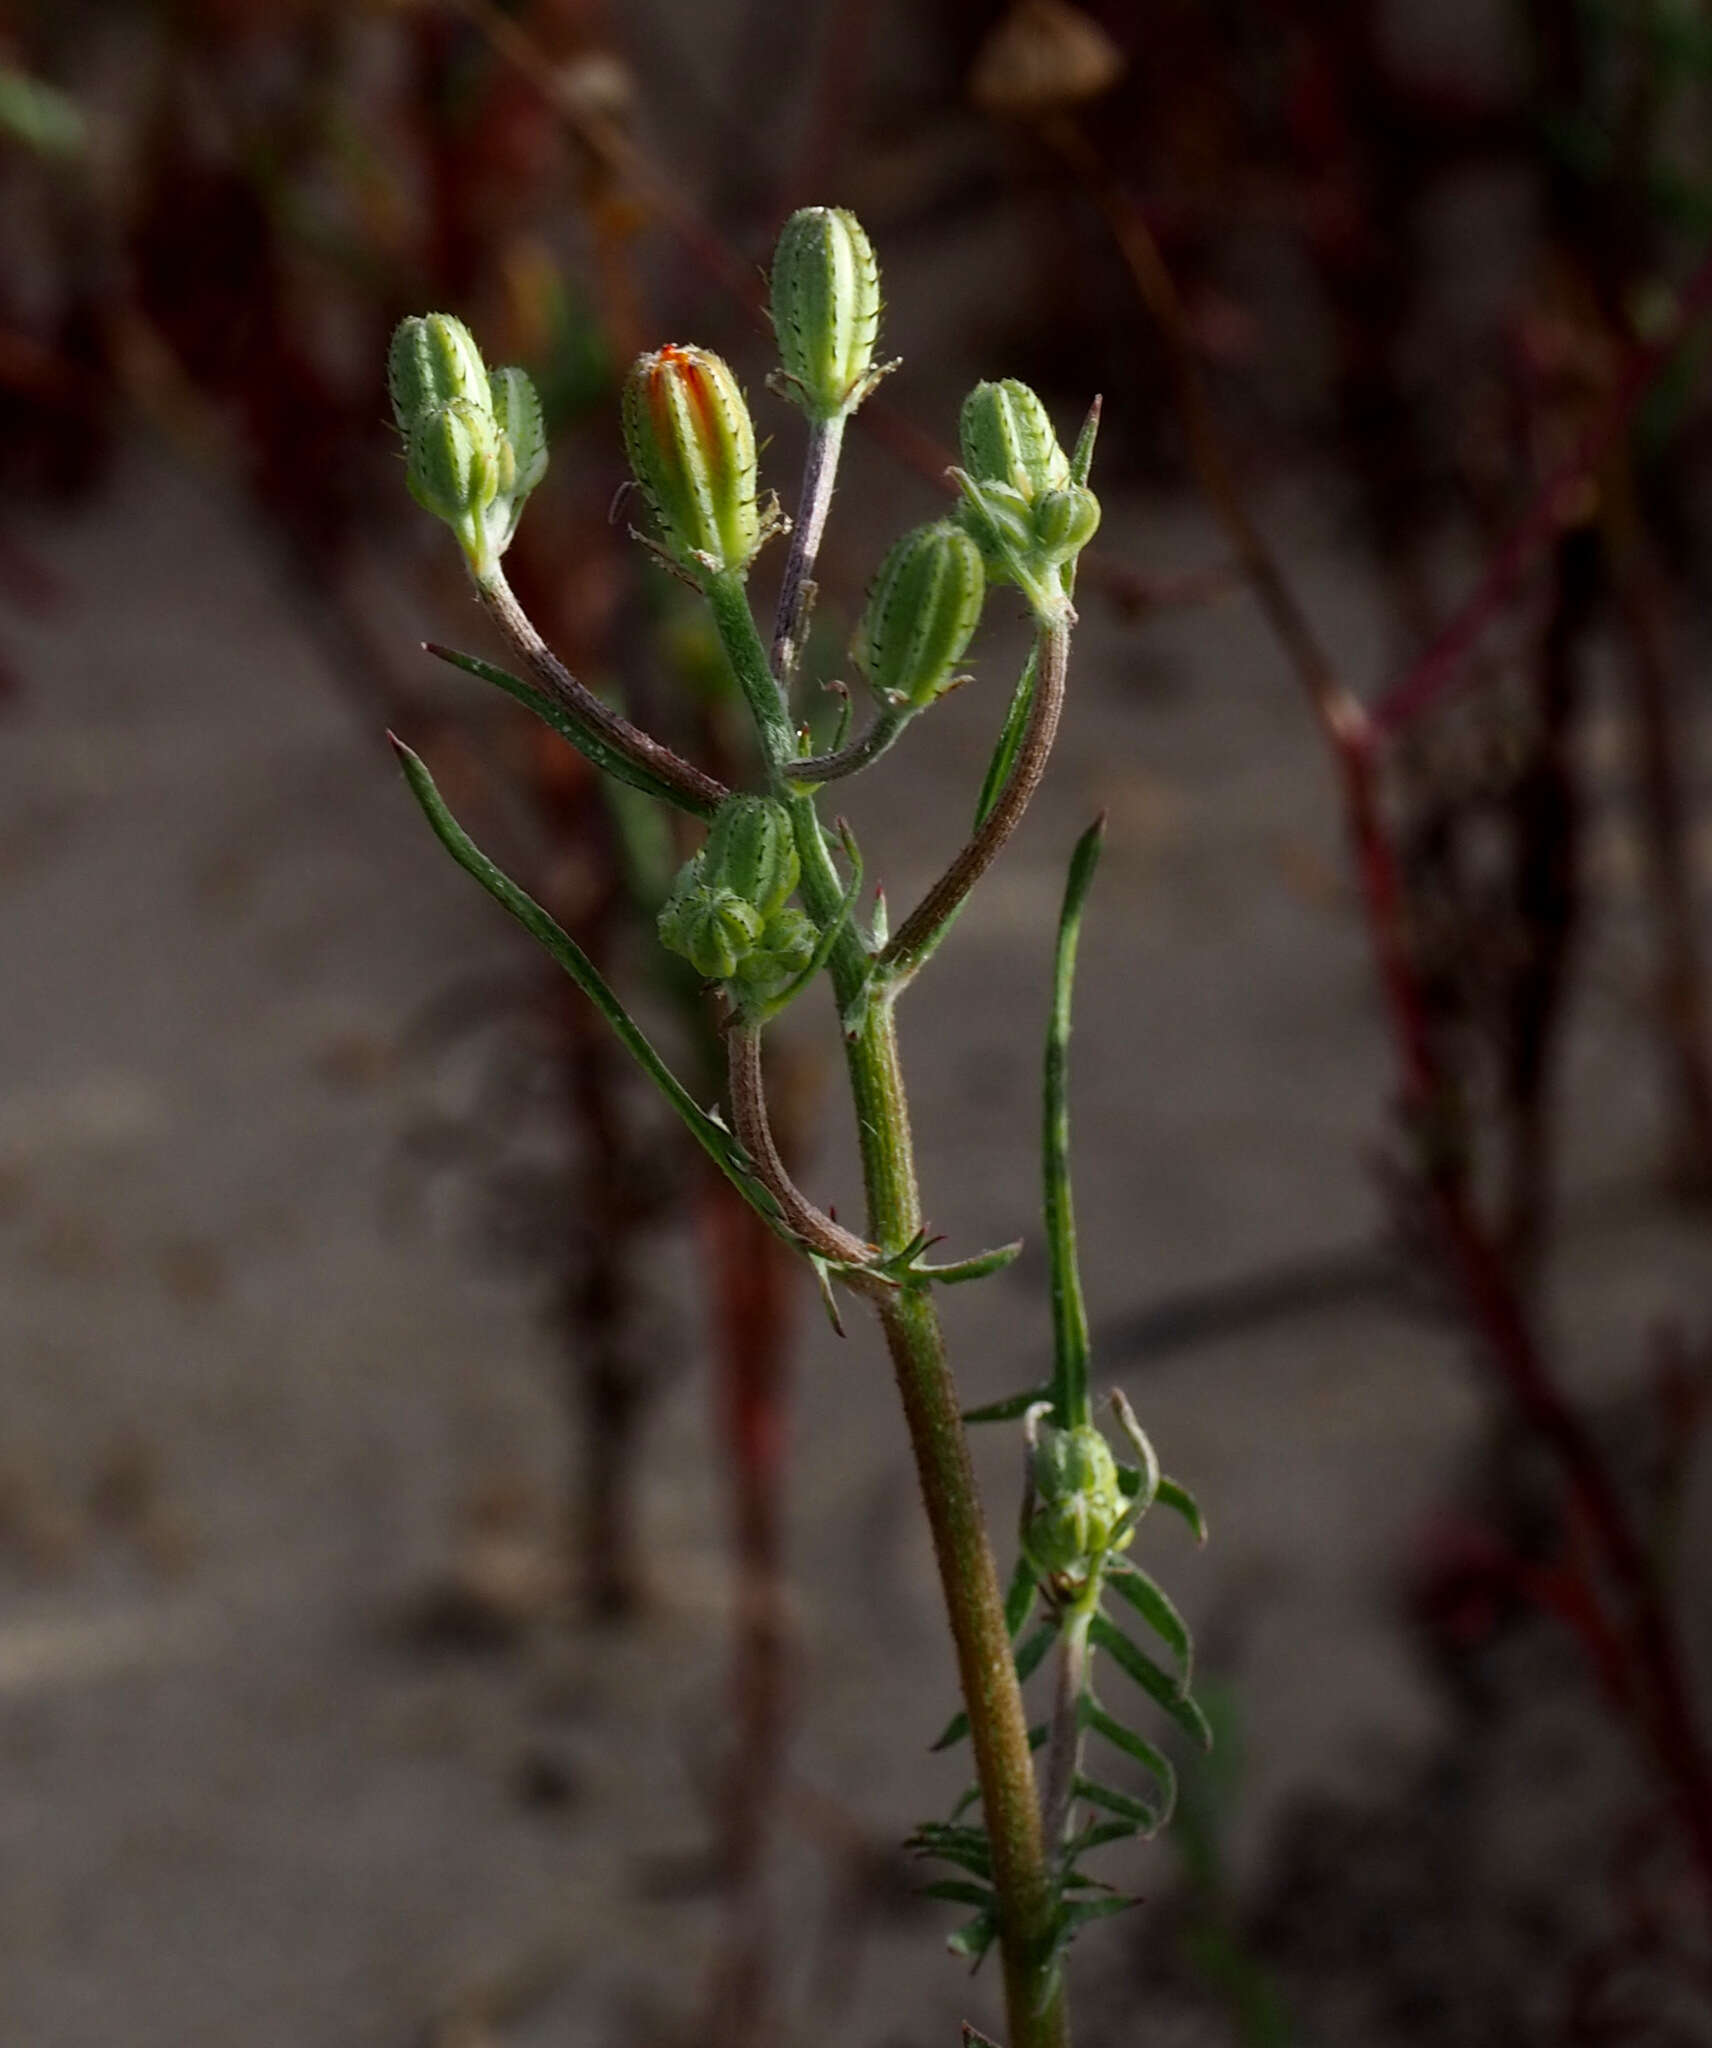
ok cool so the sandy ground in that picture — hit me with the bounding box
[0,431,1708,2048]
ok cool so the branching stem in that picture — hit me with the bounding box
[879,615,1070,989]
[771,414,845,692]
[477,566,729,815]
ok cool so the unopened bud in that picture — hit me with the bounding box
[855,521,985,710]
[771,207,883,421]
[743,906,817,1001]
[1032,483,1100,564]
[658,882,765,982]
[389,314,488,434]
[702,796,800,918]
[1025,1421,1132,1582]
[406,399,502,546]
[623,345,760,577]
[959,378,1069,502]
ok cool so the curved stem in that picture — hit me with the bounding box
[725,1020,872,1265]
[771,413,846,693]
[879,615,1070,989]
[790,704,908,785]
[477,567,729,816]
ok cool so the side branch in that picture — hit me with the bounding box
[726,1020,874,1267]
[771,414,846,691]
[878,617,1070,988]
[478,567,729,816]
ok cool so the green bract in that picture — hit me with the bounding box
[622,344,761,577]
[855,520,985,710]
[771,206,883,421]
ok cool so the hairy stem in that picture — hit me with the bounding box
[790,704,908,784]
[1040,1603,1093,1853]
[477,566,729,815]
[726,1020,871,1264]
[771,413,846,692]
[704,438,1069,2043]
[879,616,1070,988]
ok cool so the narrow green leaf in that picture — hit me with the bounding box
[1107,1564,1193,1689]
[915,1238,1024,1286]
[973,644,1037,831]
[1082,1704,1177,1826]
[1089,1615,1214,1750]
[392,738,784,1232]
[1057,1894,1138,1937]
[1068,1818,1140,1856]
[921,1880,995,1910]
[947,1910,999,1966]
[962,1383,1053,1425]
[1043,816,1104,1427]
[424,643,715,817]
[1155,1476,1209,1546]
[1073,1773,1158,1827]
[1003,1551,1039,1638]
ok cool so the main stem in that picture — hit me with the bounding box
[713,427,1068,2045]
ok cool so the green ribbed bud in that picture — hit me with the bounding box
[388,313,488,434]
[770,207,883,421]
[959,378,1070,502]
[1033,483,1100,564]
[623,345,760,577]
[742,907,817,1001]
[1024,1422,1133,1583]
[658,882,765,982]
[702,796,799,918]
[406,399,502,559]
[953,379,1097,614]
[854,520,985,710]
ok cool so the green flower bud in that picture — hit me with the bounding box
[623,345,760,577]
[388,314,488,434]
[770,207,883,421]
[658,880,766,982]
[1024,1422,1132,1583]
[702,795,799,918]
[735,906,817,1003]
[1032,483,1100,564]
[854,520,985,710]
[406,398,502,552]
[959,378,1069,503]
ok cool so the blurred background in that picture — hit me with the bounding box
[1,2,1711,2043]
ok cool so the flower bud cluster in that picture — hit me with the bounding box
[388,314,547,581]
[953,379,1099,618]
[658,797,817,1007]
[854,520,985,711]
[623,345,764,580]
[1023,1418,1134,1591]
[770,207,886,422]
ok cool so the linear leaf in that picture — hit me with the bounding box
[1004,1551,1039,1638]
[1154,1476,1209,1546]
[947,1910,998,1966]
[1089,1615,1214,1750]
[921,1880,994,1910]
[1082,1704,1177,1826]
[1073,1773,1158,1827]
[973,644,1038,830]
[425,643,716,817]
[1107,1564,1194,1689]
[1043,816,1105,1428]
[393,739,783,1231]
[963,1383,1053,1425]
